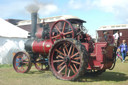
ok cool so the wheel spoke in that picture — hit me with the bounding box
[63,48,67,56]
[73,64,78,72]
[64,31,73,35]
[22,61,29,64]
[68,45,72,56]
[73,57,80,60]
[57,62,65,69]
[70,65,76,74]
[58,65,66,73]
[71,60,80,65]
[16,61,20,63]
[71,47,74,56]
[21,58,23,61]
[64,43,68,53]
[63,36,66,39]
[52,34,61,39]
[21,66,25,71]
[15,63,20,67]
[16,58,21,61]
[68,69,71,77]
[55,25,61,33]
[53,60,63,63]
[64,65,67,76]
[70,52,79,58]
[62,22,66,32]
[57,55,64,59]
[55,49,65,56]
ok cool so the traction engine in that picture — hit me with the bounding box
[13,12,116,81]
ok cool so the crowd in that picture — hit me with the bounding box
[103,31,128,63]
[113,31,128,63]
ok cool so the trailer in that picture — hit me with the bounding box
[97,24,128,45]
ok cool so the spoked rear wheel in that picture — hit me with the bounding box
[49,39,88,81]
[13,51,32,73]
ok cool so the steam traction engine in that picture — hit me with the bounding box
[13,13,116,81]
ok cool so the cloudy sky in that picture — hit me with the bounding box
[0,0,128,37]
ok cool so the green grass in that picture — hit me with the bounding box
[0,58,128,85]
[0,64,12,68]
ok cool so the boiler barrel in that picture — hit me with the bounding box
[25,39,53,54]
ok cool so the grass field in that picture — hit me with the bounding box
[0,58,128,85]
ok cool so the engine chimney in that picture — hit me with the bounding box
[31,12,37,38]
[26,4,39,39]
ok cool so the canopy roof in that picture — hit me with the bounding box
[0,18,28,38]
[97,24,128,31]
[18,15,86,26]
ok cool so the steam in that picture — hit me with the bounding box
[26,3,39,13]
[25,0,51,13]
[25,0,58,16]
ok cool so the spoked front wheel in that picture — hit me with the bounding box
[13,51,32,73]
[49,39,88,80]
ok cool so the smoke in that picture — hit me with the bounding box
[26,0,45,13]
[25,0,58,16]
[26,4,39,13]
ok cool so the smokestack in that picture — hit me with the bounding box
[26,4,39,38]
[31,12,37,38]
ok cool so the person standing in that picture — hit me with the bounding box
[104,32,108,41]
[113,31,119,47]
[116,48,122,61]
[118,40,128,63]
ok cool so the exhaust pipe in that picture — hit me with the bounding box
[31,12,37,38]
[26,4,39,39]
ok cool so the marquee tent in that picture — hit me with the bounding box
[0,18,29,64]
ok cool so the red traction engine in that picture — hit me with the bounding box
[13,13,116,81]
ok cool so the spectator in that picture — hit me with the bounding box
[113,31,119,47]
[118,40,128,63]
[104,32,108,41]
[116,48,122,61]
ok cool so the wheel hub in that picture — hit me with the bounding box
[19,61,25,66]
[64,56,70,66]
[60,32,64,37]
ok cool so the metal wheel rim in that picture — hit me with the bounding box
[50,40,82,80]
[13,52,31,73]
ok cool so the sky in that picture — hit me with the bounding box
[0,0,128,38]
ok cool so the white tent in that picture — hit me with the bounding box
[0,18,28,38]
[0,18,29,64]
